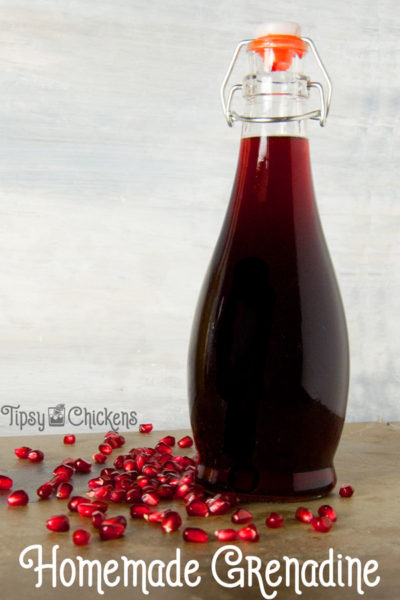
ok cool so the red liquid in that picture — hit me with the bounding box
[188,136,349,501]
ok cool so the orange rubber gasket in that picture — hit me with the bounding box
[249,34,307,71]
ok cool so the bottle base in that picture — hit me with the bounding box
[196,463,336,503]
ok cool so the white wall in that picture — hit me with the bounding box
[0,0,398,435]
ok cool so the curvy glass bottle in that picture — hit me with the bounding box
[188,26,349,501]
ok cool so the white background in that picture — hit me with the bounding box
[0,0,399,435]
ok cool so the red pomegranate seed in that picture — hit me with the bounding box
[130,504,152,519]
[155,442,172,455]
[215,528,238,542]
[208,499,231,516]
[295,506,314,523]
[92,511,105,528]
[73,529,90,545]
[232,508,253,524]
[142,465,158,477]
[93,453,107,464]
[339,484,354,498]
[183,527,208,543]
[14,446,31,459]
[146,511,166,524]
[137,476,150,488]
[157,484,174,499]
[93,485,112,500]
[100,468,115,477]
[161,511,182,533]
[174,483,191,499]
[125,488,142,503]
[0,475,13,490]
[139,424,153,434]
[123,459,136,472]
[311,516,333,533]
[56,482,73,499]
[28,449,44,463]
[142,492,160,506]
[266,512,284,529]
[318,505,337,522]
[7,489,29,506]
[37,482,54,499]
[114,434,125,447]
[107,437,119,449]
[46,515,70,532]
[99,443,113,456]
[53,464,74,480]
[177,436,193,448]
[62,458,75,467]
[99,522,125,540]
[92,500,108,512]
[110,490,126,503]
[74,458,92,473]
[159,436,175,447]
[67,496,85,512]
[186,499,209,517]
[238,524,260,542]
[77,503,103,517]
[63,434,76,445]
[103,516,127,528]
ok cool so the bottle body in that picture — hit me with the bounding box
[188,134,349,500]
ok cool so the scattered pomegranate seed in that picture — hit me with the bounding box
[46,515,70,532]
[208,498,231,516]
[27,449,44,463]
[73,529,90,545]
[37,482,54,499]
[92,511,105,528]
[62,458,75,467]
[14,446,31,459]
[318,505,337,522]
[142,492,160,506]
[56,482,73,499]
[339,484,354,498]
[215,528,238,542]
[310,516,333,533]
[146,511,166,524]
[157,484,174,499]
[155,442,172,455]
[177,436,193,448]
[74,458,92,473]
[7,489,29,506]
[99,522,125,540]
[161,511,182,532]
[183,527,208,543]
[63,434,76,445]
[159,436,175,447]
[110,490,126,503]
[237,524,260,542]
[0,475,13,490]
[77,503,105,518]
[266,512,284,529]
[130,504,152,519]
[103,516,127,528]
[125,488,142,503]
[295,507,314,523]
[186,499,209,517]
[92,500,108,512]
[93,452,107,464]
[232,508,253,524]
[68,496,87,512]
[139,424,153,434]
[99,443,113,456]
[93,485,112,500]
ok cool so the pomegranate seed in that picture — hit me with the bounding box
[215,528,238,542]
[110,490,126,503]
[157,484,174,499]
[208,499,231,516]
[51,474,69,488]
[161,511,182,533]
[7,489,29,506]
[74,458,92,473]
[174,483,191,499]
[123,459,136,472]
[177,436,193,448]
[93,453,107,464]
[63,434,76,445]
[62,458,75,467]
[92,500,108,512]
[92,511,105,528]
[155,442,172,455]
[68,496,87,512]
[125,488,142,503]
[266,512,284,529]
[36,482,54,499]
[142,465,158,477]
[232,508,253,524]
[56,482,73,499]
[99,443,113,456]
[137,476,150,488]
[339,484,354,498]
[46,515,70,532]
[310,516,333,533]
[100,468,115,477]
[114,435,125,447]
[27,449,44,463]
[53,464,74,480]
[237,524,260,542]
[142,492,160,506]
[113,455,127,469]
[99,522,125,540]
[318,505,337,522]
[73,529,90,545]
[88,477,105,490]
[139,424,153,434]
[77,503,103,517]
[159,436,175,447]
[103,516,127,528]
[93,485,112,500]
[0,475,13,490]
[186,499,209,517]
[14,446,31,459]
[130,504,152,519]
[183,527,208,543]
[295,507,314,523]
[146,511,166,524]
[107,437,120,449]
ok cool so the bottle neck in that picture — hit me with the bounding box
[240,71,309,138]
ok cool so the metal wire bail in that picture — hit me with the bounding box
[220,36,332,127]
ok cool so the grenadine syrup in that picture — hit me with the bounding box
[188,24,349,501]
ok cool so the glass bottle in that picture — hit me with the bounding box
[188,23,349,501]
